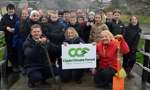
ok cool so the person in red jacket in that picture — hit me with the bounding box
[93,30,129,87]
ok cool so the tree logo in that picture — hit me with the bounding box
[68,47,90,57]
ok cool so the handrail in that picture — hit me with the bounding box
[138,34,150,83]
[135,62,150,73]
[0,60,6,66]
[0,46,6,51]
[138,49,150,57]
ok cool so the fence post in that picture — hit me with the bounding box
[2,47,7,76]
[142,40,150,82]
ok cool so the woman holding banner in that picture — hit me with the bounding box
[60,27,85,84]
[93,30,129,87]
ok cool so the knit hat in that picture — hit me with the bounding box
[77,9,82,14]
[30,10,39,19]
[99,9,105,13]
[88,11,95,16]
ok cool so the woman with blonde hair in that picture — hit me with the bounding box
[60,27,85,84]
[93,30,129,87]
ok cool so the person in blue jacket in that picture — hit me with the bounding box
[13,9,29,72]
[60,10,70,30]
[60,27,85,84]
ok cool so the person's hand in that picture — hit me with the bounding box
[10,28,14,33]
[115,35,123,42]
[90,22,94,26]
[38,38,46,44]
[60,56,62,59]
[6,27,12,32]
[87,22,91,26]
[79,42,83,45]
[6,27,14,33]
[63,42,68,46]
[92,42,97,46]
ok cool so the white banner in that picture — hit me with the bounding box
[62,44,96,69]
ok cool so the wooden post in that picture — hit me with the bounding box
[142,40,150,82]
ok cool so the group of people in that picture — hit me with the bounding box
[0,3,142,88]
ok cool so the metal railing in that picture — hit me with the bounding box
[136,34,150,83]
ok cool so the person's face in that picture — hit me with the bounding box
[99,11,104,15]
[70,12,76,16]
[38,10,44,17]
[58,15,63,21]
[84,17,88,22]
[51,14,58,22]
[21,10,29,20]
[30,28,42,40]
[89,15,94,21]
[82,13,87,18]
[41,17,48,25]
[113,12,121,21]
[8,8,15,16]
[78,18,84,24]
[95,14,101,24]
[67,29,75,40]
[70,18,77,25]
[131,16,138,26]
[107,12,113,20]
[63,13,70,21]
[101,33,111,44]
[77,12,82,16]
[32,13,39,22]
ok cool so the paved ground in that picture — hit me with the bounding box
[8,72,139,90]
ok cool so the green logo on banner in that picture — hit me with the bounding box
[68,47,90,57]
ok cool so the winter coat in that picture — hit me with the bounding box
[107,19,125,36]
[12,17,29,49]
[96,39,129,71]
[79,22,88,42]
[89,16,108,59]
[89,17,108,43]
[66,22,84,40]
[0,13,18,44]
[60,17,70,30]
[44,20,65,45]
[23,34,58,74]
[63,37,85,44]
[124,23,142,52]
[23,19,41,39]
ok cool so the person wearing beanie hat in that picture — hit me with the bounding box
[29,10,40,19]
[99,9,106,18]
[77,9,82,16]
[24,10,41,39]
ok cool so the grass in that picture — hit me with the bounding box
[0,35,5,61]
[121,15,150,24]
[136,39,145,64]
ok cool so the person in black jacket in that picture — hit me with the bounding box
[66,15,84,40]
[44,12,64,65]
[23,10,41,39]
[0,4,18,72]
[83,11,95,43]
[123,16,142,78]
[23,24,59,88]
[107,10,125,36]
